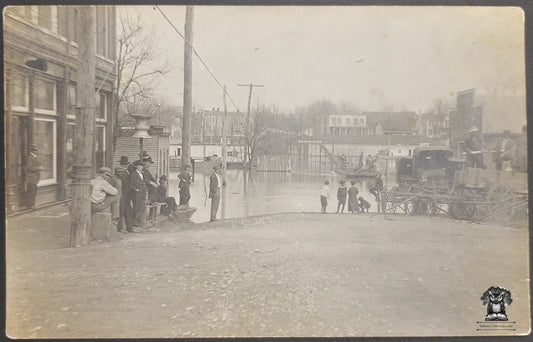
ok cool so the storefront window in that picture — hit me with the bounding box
[57,6,67,37]
[11,73,28,109]
[95,92,107,121]
[38,6,52,30]
[33,119,56,185]
[95,126,106,169]
[35,79,56,113]
[66,124,75,170]
[67,84,77,117]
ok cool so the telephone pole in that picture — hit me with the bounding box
[70,6,95,247]
[221,85,228,177]
[237,83,264,169]
[181,6,194,170]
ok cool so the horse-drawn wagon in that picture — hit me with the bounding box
[380,147,528,224]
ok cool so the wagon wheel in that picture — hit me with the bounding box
[428,199,443,216]
[381,192,395,214]
[382,187,405,214]
[411,200,429,215]
[449,187,477,220]
[479,185,516,223]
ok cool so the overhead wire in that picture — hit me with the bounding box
[154,5,241,112]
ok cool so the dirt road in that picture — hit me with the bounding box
[6,211,530,338]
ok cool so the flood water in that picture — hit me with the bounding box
[167,169,395,223]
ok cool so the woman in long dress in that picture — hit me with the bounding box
[347,180,359,213]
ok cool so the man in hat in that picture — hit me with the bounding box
[156,175,178,215]
[142,155,158,204]
[178,165,192,206]
[209,164,222,222]
[495,130,516,171]
[369,174,384,212]
[24,144,41,209]
[464,126,485,168]
[115,156,134,233]
[90,167,120,224]
[129,160,148,227]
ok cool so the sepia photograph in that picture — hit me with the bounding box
[4,3,530,338]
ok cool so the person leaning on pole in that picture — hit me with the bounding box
[90,167,120,225]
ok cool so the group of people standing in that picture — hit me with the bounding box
[90,154,192,233]
[320,176,382,214]
[464,125,526,172]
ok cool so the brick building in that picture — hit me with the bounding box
[4,6,116,212]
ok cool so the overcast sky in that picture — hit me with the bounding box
[123,6,525,113]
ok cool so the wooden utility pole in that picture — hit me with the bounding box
[237,83,264,169]
[221,85,228,178]
[70,6,95,247]
[181,6,194,170]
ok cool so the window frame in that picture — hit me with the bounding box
[95,91,108,122]
[10,73,30,112]
[34,117,57,186]
[95,125,106,169]
[34,78,57,115]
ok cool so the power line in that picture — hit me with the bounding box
[154,5,241,112]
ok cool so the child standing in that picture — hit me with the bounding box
[320,180,330,213]
[336,180,348,213]
[347,180,359,213]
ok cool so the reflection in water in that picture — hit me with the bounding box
[167,169,395,223]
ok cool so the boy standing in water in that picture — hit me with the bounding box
[336,180,348,213]
[320,180,330,213]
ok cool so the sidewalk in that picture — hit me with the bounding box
[6,202,188,251]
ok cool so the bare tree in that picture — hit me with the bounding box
[241,103,272,172]
[113,8,172,148]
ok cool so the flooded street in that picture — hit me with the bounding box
[167,169,395,223]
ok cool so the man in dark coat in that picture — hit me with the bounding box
[129,160,148,227]
[24,144,41,209]
[115,156,134,233]
[178,165,192,206]
[156,175,178,215]
[209,165,222,222]
[369,174,384,212]
[142,156,158,204]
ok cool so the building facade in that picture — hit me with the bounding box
[4,5,116,212]
[417,112,449,139]
[312,111,418,136]
[113,126,170,179]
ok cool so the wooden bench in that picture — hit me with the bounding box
[147,202,167,225]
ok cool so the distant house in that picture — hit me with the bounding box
[364,111,419,135]
[417,112,449,139]
[312,111,418,137]
[192,108,246,145]
[113,126,170,179]
[314,113,369,135]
